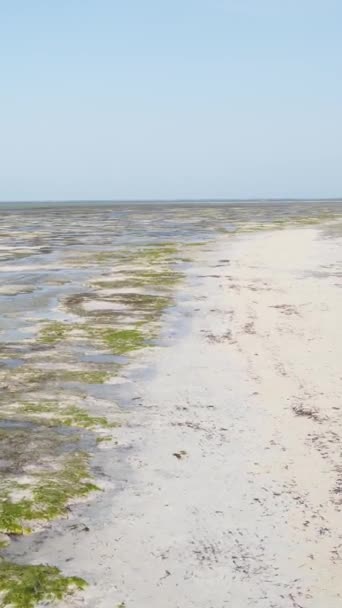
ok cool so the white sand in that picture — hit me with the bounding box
[82,300,128,312]
[26,227,342,607]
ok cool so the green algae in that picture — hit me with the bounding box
[130,242,178,256]
[18,401,115,430]
[58,406,115,430]
[68,243,179,267]
[0,500,32,535]
[0,561,87,608]
[92,279,147,290]
[112,293,171,311]
[135,269,182,286]
[93,269,182,290]
[39,321,75,344]
[60,370,110,384]
[32,452,99,519]
[97,328,146,354]
[0,538,9,550]
[137,244,178,261]
[33,278,174,383]
[1,367,111,393]
[107,244,179,265]
[96,435,112,443]
[0,452,98,535]
[18,401,57,415]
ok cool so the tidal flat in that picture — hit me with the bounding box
[1,200,342,607]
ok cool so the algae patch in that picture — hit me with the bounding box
[97,328,146,354]
[1,367,111,392]
[93,269,182,290]
[39,321,75,345]
[18,401,115,430]
[58,370,110,384]
[0,452,98,535]
[0,561,87,608]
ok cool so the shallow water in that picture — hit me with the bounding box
[1,200,342,393]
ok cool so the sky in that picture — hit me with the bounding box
[0,0,341,201]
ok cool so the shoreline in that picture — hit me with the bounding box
[6,224,342,607]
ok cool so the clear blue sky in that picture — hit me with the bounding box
[0,0,341,201]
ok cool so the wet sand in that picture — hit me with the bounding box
[1,204,342,607]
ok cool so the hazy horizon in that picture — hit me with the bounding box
[1,197,342,211]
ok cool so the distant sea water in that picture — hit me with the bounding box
[1,198,342,212]
[1,199,342,256]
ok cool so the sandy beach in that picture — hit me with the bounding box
[5,221,340,607]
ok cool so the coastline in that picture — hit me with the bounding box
[6,224,342,607]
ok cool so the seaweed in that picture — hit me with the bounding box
[0,561,87,608]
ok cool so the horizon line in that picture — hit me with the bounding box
[1,196,342,205]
